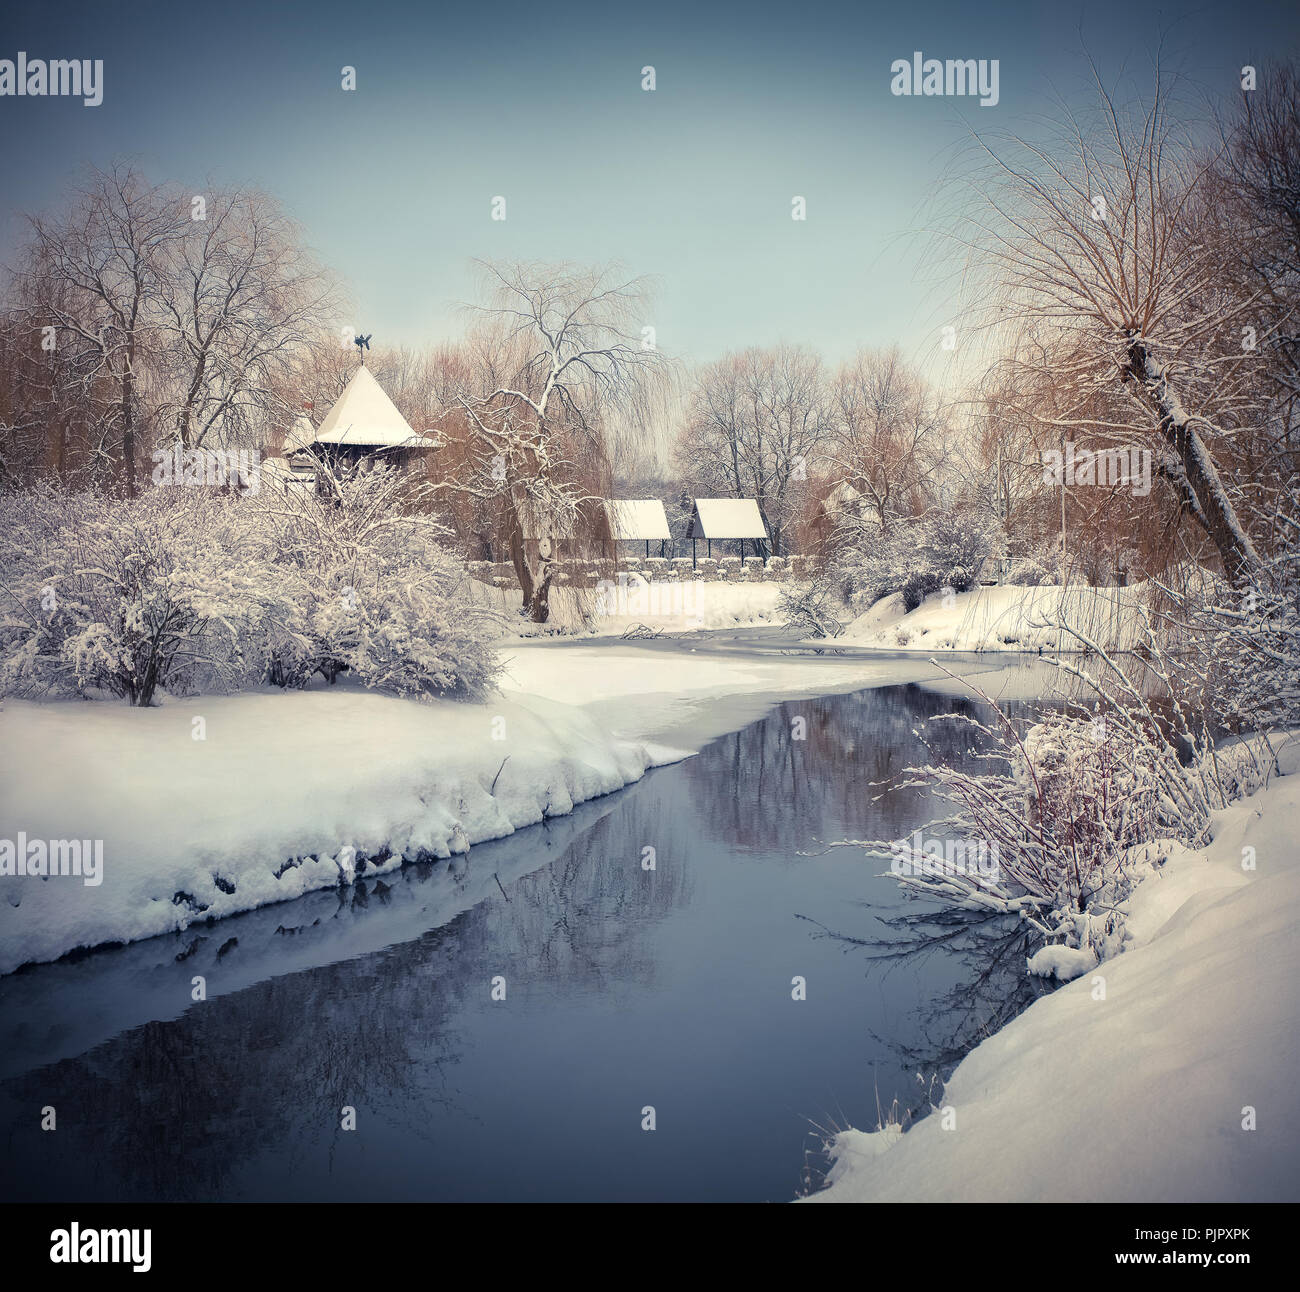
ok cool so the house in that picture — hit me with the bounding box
[685,498,768,564]
[286,365,439,475]
[602,498,671,558]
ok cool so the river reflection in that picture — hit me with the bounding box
[0,677,1052,1203]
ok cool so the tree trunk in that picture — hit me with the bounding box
[121,365,138,499]
[1122,342,1258,585]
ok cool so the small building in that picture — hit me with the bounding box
[287,366,439,475]
[259,454,316,496]
[602,499,671,558]
[685,498,768,564]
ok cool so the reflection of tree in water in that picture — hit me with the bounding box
[3,777,698,1202]
[682,684,1015,852]
[803,903,1049,1080]
[692,684,1062,1123]
[498,784,695,994]
[6,879,465,1201]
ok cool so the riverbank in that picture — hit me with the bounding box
[1,640,964,974]
[0,687,675,975]
[834,584,1149,653]
[809,741,1300,1203]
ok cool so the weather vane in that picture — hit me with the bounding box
[353,333,371,364]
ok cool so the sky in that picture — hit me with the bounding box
[2,0,1300,380]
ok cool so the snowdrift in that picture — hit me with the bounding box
[839,584,1150,653]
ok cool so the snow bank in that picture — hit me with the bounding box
[808,771,1300,1203]
[838,584,1149,653]
[0,688,675,975]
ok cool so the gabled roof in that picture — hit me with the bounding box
[306,366,438,450]
[604,499,671,541]
[687,497,768,540]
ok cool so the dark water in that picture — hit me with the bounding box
[0,681,1043,1203]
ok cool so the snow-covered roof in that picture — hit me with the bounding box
[604,499,671,541]
[307,366,439,450]
[283,415,316,455]
[687,498,768,540]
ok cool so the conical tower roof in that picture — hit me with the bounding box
[311,366,436,448]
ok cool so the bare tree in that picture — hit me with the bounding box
[437,261,668,621]
[825,347,947,532]
[675,344,829,554]
[956,68,1266,583]
[157,187,339,452]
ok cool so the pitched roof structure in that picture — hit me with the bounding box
[603,498,671,541]
[686,498,768,540]
[302,366,439,450]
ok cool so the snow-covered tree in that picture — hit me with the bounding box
[437,262,667,622]
[960,69,1267,584]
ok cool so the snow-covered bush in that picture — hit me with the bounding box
[778,581,844,638]
[1168,537,1300,737]
[0,470,502,705]
[834,505,1006,611]
[1006,556,1053,586]
[246,464,501,700]
[0,485,266,705]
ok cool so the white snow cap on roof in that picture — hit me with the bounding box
[310,366,437,449]
[604,499,671,541]
[689,498,768,539]
[283,414,316,455]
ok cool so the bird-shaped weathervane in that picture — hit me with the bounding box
[353,333,372,364]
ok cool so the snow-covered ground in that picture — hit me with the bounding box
[0,686,675,975]
[809,744,1300,1203]
[838,584,1149,653]
[498,638,952,751]
[471,578,788,638]
[0,640,958,974]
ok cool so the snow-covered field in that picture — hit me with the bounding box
[499,638,952,750]
[838,584,1149,653]
[471,578,788,638]
[810,745,1300,1203]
